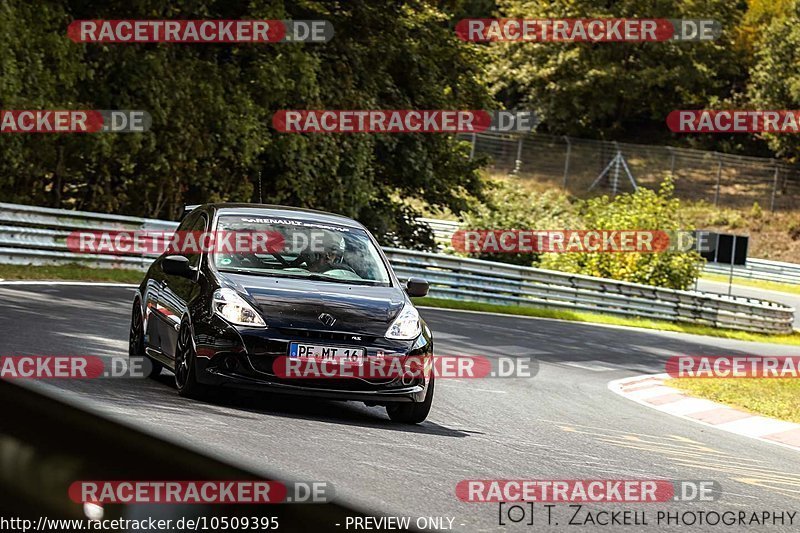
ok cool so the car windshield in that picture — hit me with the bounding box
[213,214,391,285]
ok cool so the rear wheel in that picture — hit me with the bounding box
[386,375,435,424]
[129,301,162,379]
[174,321,207,399]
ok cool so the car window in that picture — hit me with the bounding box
[213,215,391,285]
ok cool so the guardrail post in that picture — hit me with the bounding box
[728,236,737,297]
[713,154,723,206]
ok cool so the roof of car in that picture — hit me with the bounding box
[200,203,365,229]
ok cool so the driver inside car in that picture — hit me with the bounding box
[305,230,347,273]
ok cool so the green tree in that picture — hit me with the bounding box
[488,0,747,141]
[748,1,800,163]
[0,0,493,249]
[460,178,578,265]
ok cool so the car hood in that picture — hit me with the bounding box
[220,273,407,335]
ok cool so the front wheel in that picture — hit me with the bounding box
[386,375,435,424]
[174,321,208,399]
[129,301,162,379]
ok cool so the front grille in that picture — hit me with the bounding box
[245,355,397,390]
[278,327,376,344]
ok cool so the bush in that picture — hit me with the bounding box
[539,179,705,290]
[459,178,578,266]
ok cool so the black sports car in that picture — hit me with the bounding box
[129,203,435,423]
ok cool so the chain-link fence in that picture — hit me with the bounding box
[465,132,800,211]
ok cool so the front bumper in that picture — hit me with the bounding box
[192,318,433,404]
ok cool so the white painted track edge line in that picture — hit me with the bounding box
[0,281,137,287]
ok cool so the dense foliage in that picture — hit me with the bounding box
[2,0,798,255]
[487,0,747,142]
[460,179,578,266]
[748,1,800,163]
[0,0,492,248]
[539,180,704,289]
[460,177,703,289]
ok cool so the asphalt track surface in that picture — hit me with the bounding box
[1,283,798,532]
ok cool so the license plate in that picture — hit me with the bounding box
[288,342,365,366]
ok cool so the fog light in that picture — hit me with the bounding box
[224,355,238,371]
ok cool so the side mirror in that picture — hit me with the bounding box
[162,255,195,279]
[405,278,429,298]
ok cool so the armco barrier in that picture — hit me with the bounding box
[0,202,794,334]
[418,216,800,285]
[384,248,794,334]
[705,259,800,286]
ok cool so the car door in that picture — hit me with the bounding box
[157,211,208,360]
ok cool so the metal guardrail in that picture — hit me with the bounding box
[419,216,800,286]
[705,258,800,286]
[385,248,794,334]
[0,202,177,270]
[0,203,794,334]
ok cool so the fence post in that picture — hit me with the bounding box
[562,135,571,189]
[612,141,621,196]
[714,154,723,206]
[510,134,524,175]
[771,163,779,212]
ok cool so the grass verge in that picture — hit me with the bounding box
[666,378,800,424]
[701,273,800,296]
[412,297,800,346]
[0,263,143,284]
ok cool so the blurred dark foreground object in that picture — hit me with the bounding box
[0,379,413,532]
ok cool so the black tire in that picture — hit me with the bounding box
[129,301,162,379]
[386,375,435,424]
[174,320,207,399]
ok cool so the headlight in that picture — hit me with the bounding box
[385,303,421,340]
[212,288,265,327]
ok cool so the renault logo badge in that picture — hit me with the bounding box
[318,312,336,327]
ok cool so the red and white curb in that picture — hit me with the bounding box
[609,373,800,453]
